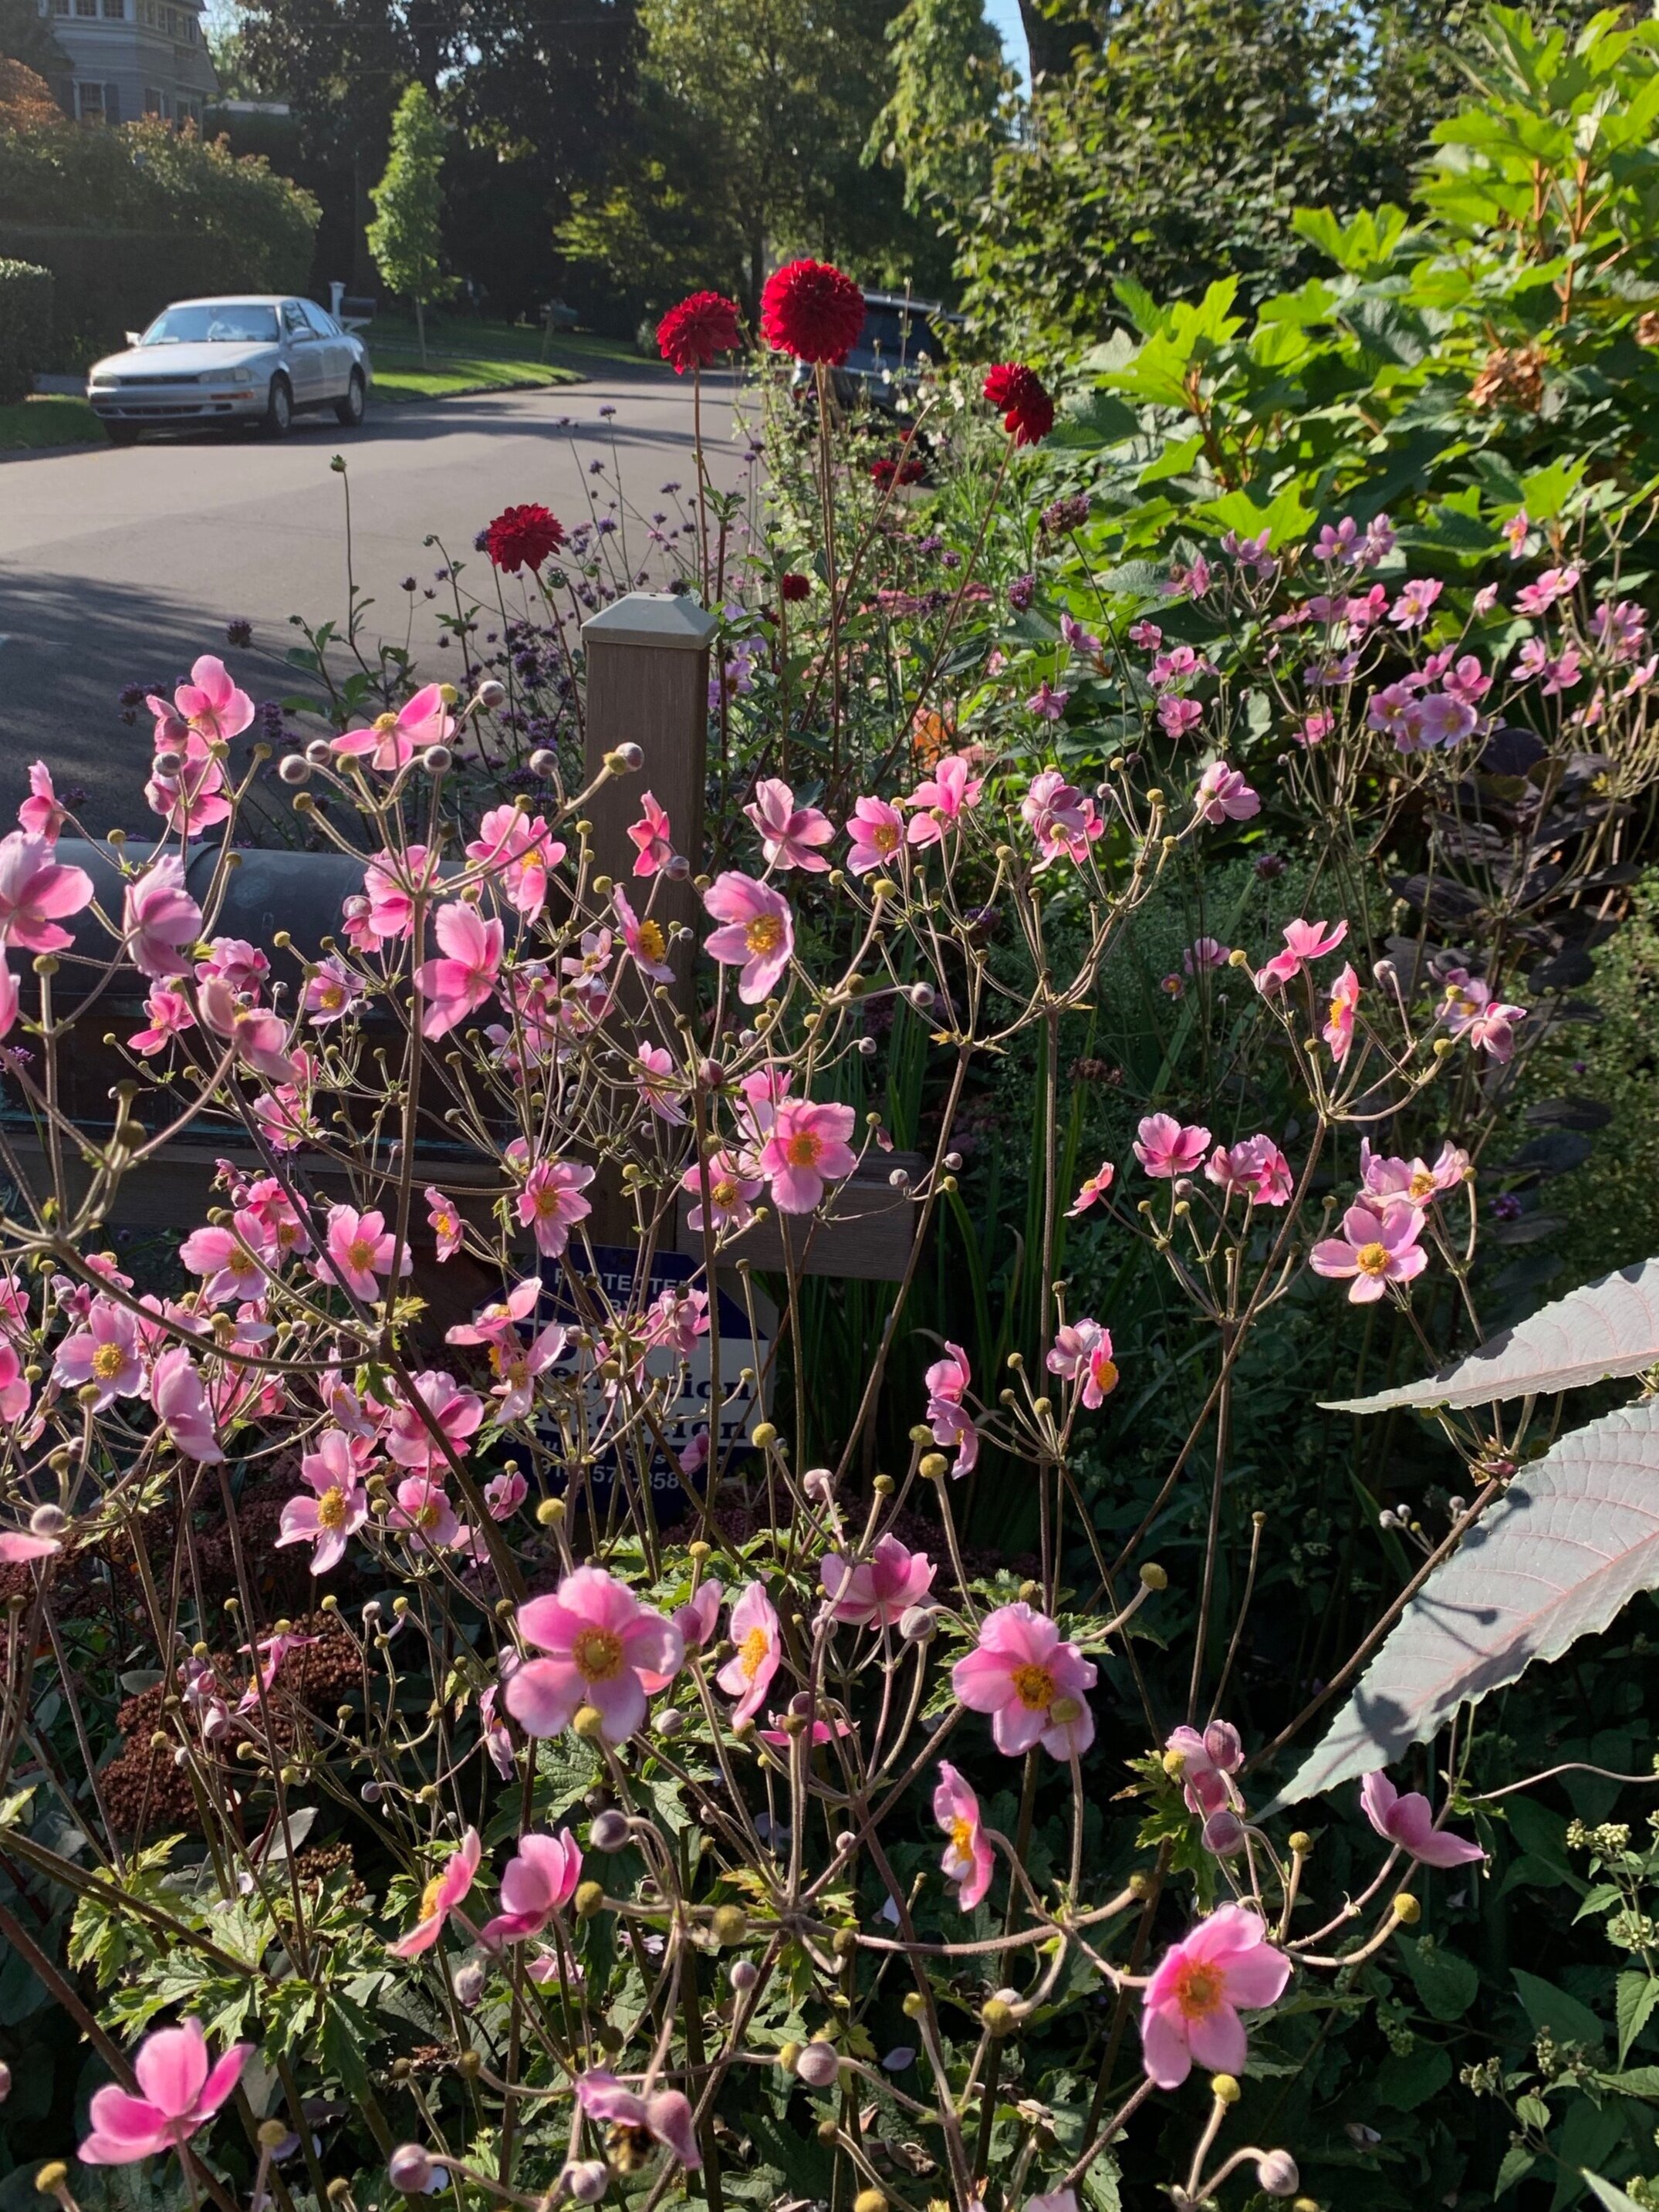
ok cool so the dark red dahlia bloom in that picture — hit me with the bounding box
[982,364,1055,447]
[870,456,925,488]
[779,572,812,603]
[485,504,566,574]
[760,258,866,366]
[657,291,742,375]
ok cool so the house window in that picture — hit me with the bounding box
[75,80,104,120]
[144,85,160,112]
[52,0,69,15]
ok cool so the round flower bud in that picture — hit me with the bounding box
[278,755,310,785]
[803,1467,836,1504]
[560,2161,610,2206]
[853,2190,888,2212]
[919,1453,948,1482]
[1288,1831,1313,1856]
[422,745,452,773]
[453,1960,485,2008]
[795,2040,840,2089]
[709,1903,748,1947]
[590,1809,630,1852]
[1257,2150,1300,2197]
[833,1831,857,1854]
[477,679,507,709]
[655,1707,685,1740]
[35,2166,67,2196]
[573,1704,606,1741]
[980,1998,1016,2037]
[777,2040,803,2073]
[29,1504,65,1539]
[387,2145,434,2194]
[616,742,644,769]
[573,1879,605,1919]
[751,1421,779,1450]
[305,738,333,767]
[1209,2072,1241,2106]
[1394,1893,1421,1924]
[1202,1808,1246,1857]
[529,748,558,776]
[729,1958,759,1994]
[901,1991,926,2019]
[257,2119,289,2150]
[816,2118,840,2145]
[899,1604,937,1643]
[153,748,181,775]
[665,853,691,880]
[536,1495,566,1526]
[908,982,934,1011]
[1140,1561,1167,1591]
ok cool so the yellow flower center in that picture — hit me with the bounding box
[317,1484,348,1530]
[873,820,899,853]
[92,1342,126,1380]
[319,983,344,1010]
[785,1132,822,1169]
[711,1177,738,1208]
[1407,1170,1434,1201]
[230,1245,258,1276]
[949,1816,974,1857]
[414,1498,441,1530]
[347,1237,378,1273]
[744,914,784,957]
[1329,997,1346,1027]
[635,920,666,961]
[572,1626,625,1682]
[534,1184,565,1217]
[418,1874,446,1922]
[1093,1359,1120,1397]
[1355,1241,1390,1278]
[1011,1661,1056,1711]
[739,1625,772,1679]
[1172,1959,1225,2020]
[373,712,400,735]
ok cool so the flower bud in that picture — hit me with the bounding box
[1394,1893,1421,1924]
[908,982,934,1011]
[453,1960,485,2008]
[751,1421,779,1450]
[665,852,691,880]
[1210,2072,1241,2105]
[477,679,506,709]
[1288,1831,1313,1856]
[278,755,310,785]
[573,1704,606,1740]
[709,1904,748,1946]
[795,2040,840,2089]
[1257,2150,1300,2197]
[153,748,181,775]
[803,1466,835,1504]
[573,1879,605,1918]
[34,2167,67,2197]
[729,1958,759,1994]
[617,742,644,769]
[529,748,557,776]
[980,1997,1016,2037]
[305,737,333,767]
[256,2119,289,2150]
[899,1604,937,1643]
[1140,1561,1167,1591]
[29,1504,65,1539]
[852,2190,887,2212]
[422,745,452,773]
[387,2146,434,2194]
[536,1495,565,1526]
[560,2161,609,2205]
[0,2062,11,2102]
[919,1453,948,1482]
[655,1707,684,1739]
[590,1809,630,1852]
[1202,1808,1246,1857]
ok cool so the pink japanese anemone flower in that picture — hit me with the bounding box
[744,778,834,872]
[79,2019,252,2166]
[0,830,93,954]
[819,1534,935,1627]
[575,2070,701,2168]
[1309,1200,1427,1303]
[701,871,795,1002]
[716,1580,782,1724]
[1140,1905,1291,2089]
[390,1827,481,1958]
[1360,1772,1485,1867]
[759,1099,857,1214]
[951,1602,1096,1759]
[504,1566,684,1744]
[933,1761,994,1910]
[332,684,454,772]
[480,1829,584,1945]
[123,856,202,981]
[414,902,504,1040]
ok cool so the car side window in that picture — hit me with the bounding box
[282,301,311,338]
[300,301,336,338]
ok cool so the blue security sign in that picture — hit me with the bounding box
[534,1244,772,1519]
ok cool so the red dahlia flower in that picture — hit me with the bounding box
[779,572,812,602]
[982,364,1055,447]
[656,291,742,375]
[485,504,566,574]
[760,259,866,366]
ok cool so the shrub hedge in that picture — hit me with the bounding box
[0,255,50,403]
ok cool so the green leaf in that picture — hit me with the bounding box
[1401,1937,1481,2021]
[1374,2043,1454,2109]
[1585,2174,1649,2212]
[1080,2154,1122,2212]
[1598,2064,1659,2098]
[743,2109,833,2199]
[1515,1967,1607,2052]
[1496,2144,1537,2195]
[1617,1973,1659,2062]
[1516,2092,1554,2129]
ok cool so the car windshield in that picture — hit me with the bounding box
[859,307,943,363]
[141,304,279,346]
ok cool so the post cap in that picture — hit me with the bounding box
[581,592,720,650]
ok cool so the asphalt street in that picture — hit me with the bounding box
[0,362,750,832]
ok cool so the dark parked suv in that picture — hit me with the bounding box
[792,292,961,411]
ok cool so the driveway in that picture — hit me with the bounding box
[0,363,753,833]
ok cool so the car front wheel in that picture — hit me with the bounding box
[263,375,292,438]
[335,370,366,428]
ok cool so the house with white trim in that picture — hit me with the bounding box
[35,0,217,130]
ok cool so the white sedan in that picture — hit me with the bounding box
[86,295,373,444]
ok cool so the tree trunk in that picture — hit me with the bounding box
[415,295,427,368]
[1016,0,1093,83]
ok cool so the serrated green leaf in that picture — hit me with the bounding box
[1617,1973,1659,2062]
[1401,1936,1481,2021]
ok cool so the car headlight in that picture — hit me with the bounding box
[226,369,255,386]
[89,378,115,391]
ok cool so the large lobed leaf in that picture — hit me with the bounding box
[1322,1258,1659,1414]
[1275,1400,1659,1804]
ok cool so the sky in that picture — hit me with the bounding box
[985,0,1032,88]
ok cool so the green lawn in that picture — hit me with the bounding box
[0,394,106,451]
[367,316,644,401]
